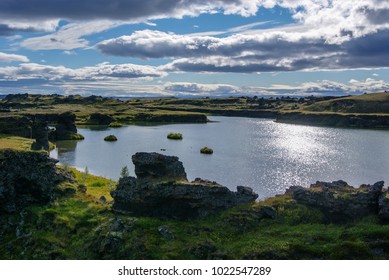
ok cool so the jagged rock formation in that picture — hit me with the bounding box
[54,112,83,140]
[111,152,258,219]
[0,150,64,213]
[132,152,187,182]
[30,120,49,151]
[286,180,385,222]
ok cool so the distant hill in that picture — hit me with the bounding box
[303,92,389,114]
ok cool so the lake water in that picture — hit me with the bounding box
[51,116,389,199]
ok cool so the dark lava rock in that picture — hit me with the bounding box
[99,196,107,204]
[378,189,389,222]
[111,153,258,219]
[158,225,175,239]
[0,150,64,213]
[54,112,82,140]
[0,116,33,138]
[286,180,384,222]
[77,184,87,193]
[132,152,188,182]
[30,120,49,151]
[88,113,114,125]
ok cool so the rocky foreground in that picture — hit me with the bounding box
[1,150,389,259]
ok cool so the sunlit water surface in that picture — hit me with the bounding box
[52,116,389,199]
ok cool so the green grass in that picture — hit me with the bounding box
[0,134,34,151]
[108,122,123,128]
[303,92,389,114]
[2,170,389,260]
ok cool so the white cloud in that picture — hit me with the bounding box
[0,62,166,82]
[0,52,29,63]
[0,19,59,35]
[163,79,389,97]
[20,20,124,50]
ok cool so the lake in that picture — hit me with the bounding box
[51,116,389,199]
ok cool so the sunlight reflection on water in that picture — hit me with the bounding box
[52,117,389,199]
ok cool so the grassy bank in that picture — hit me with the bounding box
[1,166,389,260]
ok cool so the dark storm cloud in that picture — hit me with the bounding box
[0,0,256,21]
[0,23,40,36]
[364,7,389,25]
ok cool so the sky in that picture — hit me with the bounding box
[0,0,389,97]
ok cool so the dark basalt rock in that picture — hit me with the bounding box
[378,190,389,222]
[286,180,384,222]
[132,152,187,182]
[0,150,65,213]
[0,116,33,138]
[111,152,258,219]
[30,120,49,151]
[54,112,81,140]
[88,113,114,125]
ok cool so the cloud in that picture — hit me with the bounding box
[0,62,166,83]
[0,52,29,63]
[93,0,389,73]
[20,20,123,50]
[0,0,261,21]
[0,20,59,36]
[164,82,243,96]
[163,79,389,97]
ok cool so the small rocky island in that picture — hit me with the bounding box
[111,152,258,219]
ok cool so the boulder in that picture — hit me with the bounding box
[286,180,384,222]
[132,152,187,182]
[0,150,64,213]
[111,153,258,219]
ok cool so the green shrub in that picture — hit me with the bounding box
[109,122,123,128]
[120,166,129,178]
[167,133,183,140]
[200,147,213,154]
[104,135,118,141]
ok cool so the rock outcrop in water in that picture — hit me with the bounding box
[132,152,188,182]
[286,180,386,222]
[111,152,258,219]
[0,150,65,213]
[54,112,84,140]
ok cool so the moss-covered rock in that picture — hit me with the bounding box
[104,135,117,141]
[0,150,65,213]
[167,133,183,140]
[200,147,213,154]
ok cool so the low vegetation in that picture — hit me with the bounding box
[108,122,123,128]
[167,133,183,140]
[0,134,34,151]
[200,147,213,154]
[1,92,388,129]
[1,168,389,260]
[104,135,118,141]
